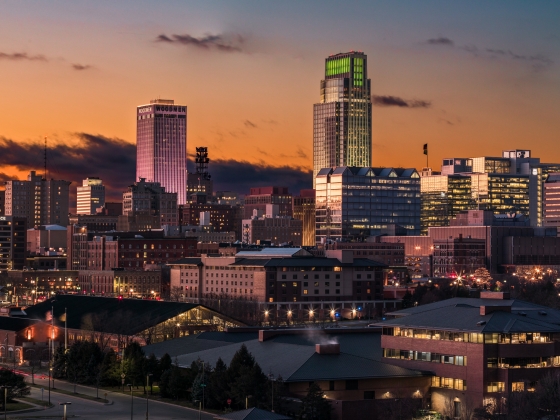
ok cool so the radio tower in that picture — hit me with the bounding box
[44,136,48,180]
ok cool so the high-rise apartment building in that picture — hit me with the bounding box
[76,177,105,215]
[316,167,421,244]
[5,171,70,227]
[0,216,26,272]
[313,52,372,186]
[136,99,187,205]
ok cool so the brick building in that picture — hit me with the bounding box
[243,186,292,219]
[378,292,560,415]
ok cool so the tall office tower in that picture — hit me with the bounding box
[76,177,105,215]
[5,171,71,227]
[136,99,187,205]
[313,52,371,186]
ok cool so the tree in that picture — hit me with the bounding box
[51,346,67,379]
[206,358,229,410]
[0,370,30,405]
[474,267,492,287]
[298,382,331,420]
[227,344,268,410]
[123,342,145,387]
[160,364,187,400]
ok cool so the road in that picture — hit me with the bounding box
[11,374,215,420]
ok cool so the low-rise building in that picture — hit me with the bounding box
[377,292,560,414]
[169,248,389,315]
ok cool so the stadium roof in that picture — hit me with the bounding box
[22,295,244,335]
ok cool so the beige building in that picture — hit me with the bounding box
[26,225,67,255]
[76,177,105,215]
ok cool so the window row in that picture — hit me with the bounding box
[487,356,560,369]
[383,328,554,344]
[383,349,466,366]
[431,377,466,391]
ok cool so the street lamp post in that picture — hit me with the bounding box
[128,384,133,420]
[48,365,52,405]
[269,374,275,412]
[59,402,71,420]
[1,386,13,420]
[145,373,153,420]
[194,399,201,420]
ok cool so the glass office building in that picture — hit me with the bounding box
[315,167,420,244]
[421,174,476,235]
[136,99,187,205]
[313,52,372,186]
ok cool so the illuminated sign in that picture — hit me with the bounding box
[0,217,6,221]
[138,107,152,114]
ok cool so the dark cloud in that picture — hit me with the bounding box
[0,133,136,207]
[427,37,454,46]
[204,159,312,195]
[72,64,92,71]
[372,95,431,108]
[0,133,312,211]
[155,32,243,52]
[0,52,47,61]
[244,120,257,128]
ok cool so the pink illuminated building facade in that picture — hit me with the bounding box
[136,99,187,205]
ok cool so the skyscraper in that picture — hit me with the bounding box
[313,52,372,186]
[76,177,105,215]
[136,99,187,205]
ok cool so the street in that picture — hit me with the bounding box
[11,375,215,420]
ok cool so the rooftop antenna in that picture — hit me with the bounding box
[44,136,48,180]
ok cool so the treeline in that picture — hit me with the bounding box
[52,341,320,416]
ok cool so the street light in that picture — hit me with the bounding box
[59,402,71,420]
[127,384,133,420]
[145,373,153,420]
[1,386,12,420]
[194,399,201,420]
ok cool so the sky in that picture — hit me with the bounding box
[1,1,559,202]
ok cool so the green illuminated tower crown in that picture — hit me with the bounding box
[313,52,372,186]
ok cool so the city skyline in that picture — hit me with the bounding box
[0,1,559,199]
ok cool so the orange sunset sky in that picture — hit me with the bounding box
[1,1,559,195]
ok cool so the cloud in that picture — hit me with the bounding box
[0,52,47,61]
[72,64,93,71]
[0,133,312,211]
[244,120,257,128]
[0,133,136,207]
[427,37,454,46]
[204,159,312,195]
[296,147,309,159]
[372,95,431,108]
[484,48,553,70]
[155,32,244,52]
[425,36,553,71]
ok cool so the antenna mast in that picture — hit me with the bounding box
[44,136,47,180]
